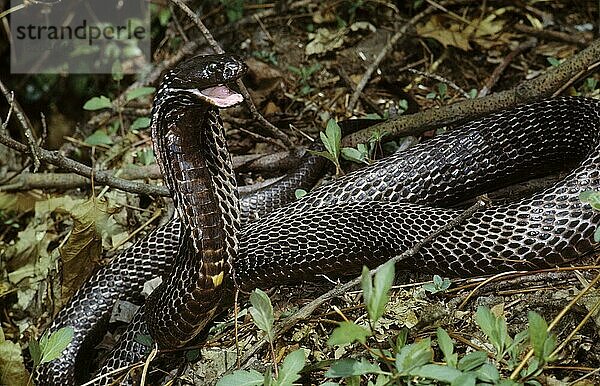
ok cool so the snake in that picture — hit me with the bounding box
[33,54,600,384]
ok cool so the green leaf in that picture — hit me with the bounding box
[450,372,476,386]
[497,379,522,386]
[295,189,307,199]
[325,358,385,378]
[85,130,113,146]
[457,351,487,371]
[398,98,408,112]
[137,148,155,166]
[216,369,264,386]
[410,364,462,382]
[580,190,600,210]
[38,327,74,364]
[594,227,600,243]
[423,275,451,294]
[436,327,457,367]
[542,335,557,361]
[361,261,394,324]
[321,119,342,160]
[249,288,275,342]
[341,146,369,164]
[437,82,447,98]
[364,113,383,120]
[264,367,274,386]
[126,87,156,102]
[307,149,336,164]
[185,348,200,361]
[287,65,301,76]
[158,8,171,26]
[528,311,548,359]
[134,334,154,347]
[275,349,305,386]
[328,321,371,346]
[475,363,500,383]
[547,57,561,67]
[395,328,408,352]
[28,338,41,367]
[112,60,123,81]
[83,95,112,110]
[395,338,433,373]
[475,306,508,357]
[130,117,151,130]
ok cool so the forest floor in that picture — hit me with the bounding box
[1,0,600,385]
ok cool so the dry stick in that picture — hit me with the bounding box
[0,148,302,192]
[235,200,486,370]
[0,126,169,196]
[552,60,600,97]
[347,6,436,112]
[170,0,293,149]
[478,38,537,98]
[513,23,590,47]
[550,297,600,359]
[0,82,42,171]
[343,38,600,147]
[509,272,600,380]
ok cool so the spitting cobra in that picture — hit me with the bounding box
[34,54,600,384]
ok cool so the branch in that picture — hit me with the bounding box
[342,38,600,147]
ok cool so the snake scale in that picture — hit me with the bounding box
[35,54,600,384]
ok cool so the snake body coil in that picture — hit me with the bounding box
[35,54,600,384]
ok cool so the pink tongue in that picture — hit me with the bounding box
[200,85,243,107]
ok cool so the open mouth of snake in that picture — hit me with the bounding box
[198,84,243,107]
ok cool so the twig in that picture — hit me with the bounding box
[140,345,159,386]
[0,81,41,171]
[0,128,169,196]
[235,200,485,370]
[169,0,293,149]
[552,60,600,97]
[514,23,589,47]
[479,38,537,97]
[550,296,600,359]
[347,6,435,111]
[408,68,471,99]
[0,149,303,192]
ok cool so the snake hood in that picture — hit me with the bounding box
[158,54,247,108]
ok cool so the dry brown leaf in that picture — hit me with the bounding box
[58,197,121,302]
[416,15,471,51]
[0,328,30,385]
[417,12,509,51]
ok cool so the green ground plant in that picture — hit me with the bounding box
[218,261,559,386]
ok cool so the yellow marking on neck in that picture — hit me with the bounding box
[211,271,225,287]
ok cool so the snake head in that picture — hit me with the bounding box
[164,54,248,108]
